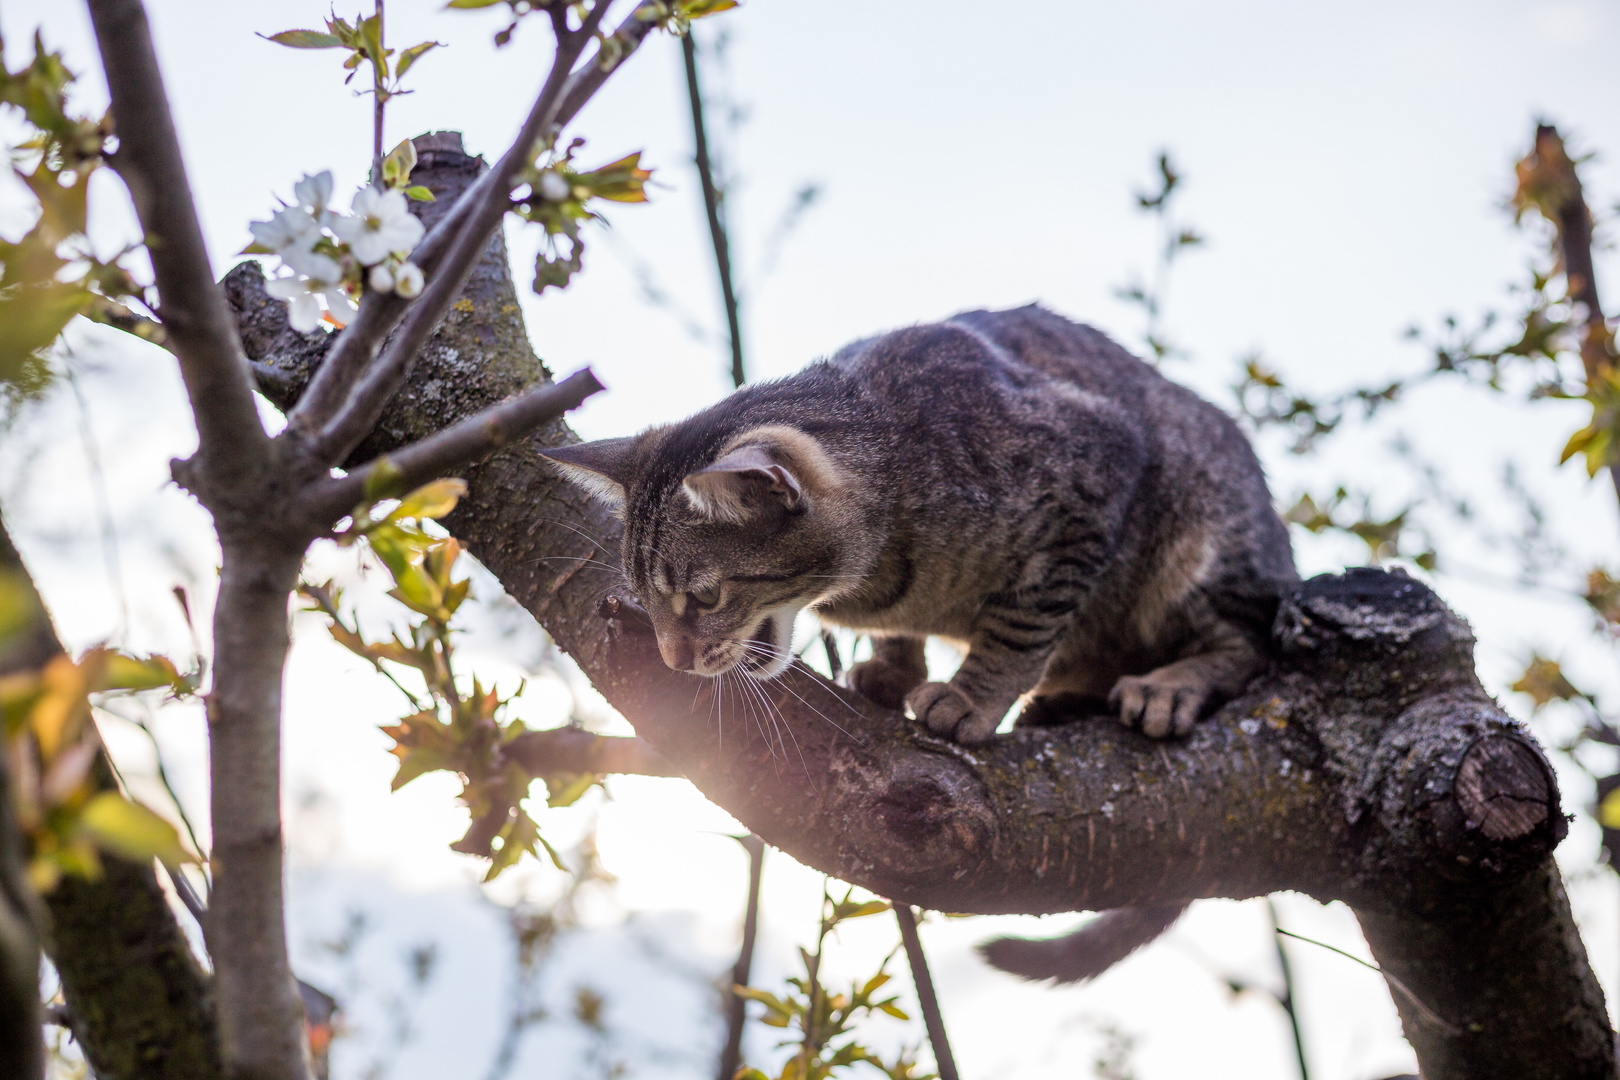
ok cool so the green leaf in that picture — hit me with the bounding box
[404,185,436,202]
[396,41,442,80]
[543,771,599,808]
[262,29,347,48]
[382,137,418,188]
[680,0,740,18]
[830,898,890,922]
[78,792,191,864]
[388,566,444,617]
[362,457,405,502]
[1599,787,1620,830]
[387,478,467,522]
[445,0,506,7]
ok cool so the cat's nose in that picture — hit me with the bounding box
[658,635,695,671]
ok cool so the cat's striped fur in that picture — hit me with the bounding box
[543,304,1297,982]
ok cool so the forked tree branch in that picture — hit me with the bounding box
[86,0,270,490]
[303,0,616,466]
[286,4,656,443]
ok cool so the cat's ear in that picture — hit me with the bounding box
[683,444,803,523]
[539,437,638,510]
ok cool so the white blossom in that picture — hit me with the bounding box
[538,171,571,202]
[368,262,396,294]
[330,187,425,266]
[292,170,337,224]
[248,206,320,257]
[393,261,424,299]
[266,256,356,333]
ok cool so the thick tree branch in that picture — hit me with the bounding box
[87,0,270,488]
[504,726,680,779]
[240,135,1614,1080]
[300,368,604,523]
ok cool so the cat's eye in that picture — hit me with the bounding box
[689,583,721,608]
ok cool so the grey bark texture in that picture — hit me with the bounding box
[238,136,1616,1080]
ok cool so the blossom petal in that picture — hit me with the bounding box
[286,293,322,332]
[282,249,343,282]
[294,170,334,212]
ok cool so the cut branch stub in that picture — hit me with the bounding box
[1275,566,1478,702]
[1456,736,1554,842]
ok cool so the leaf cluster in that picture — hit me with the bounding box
[0,34,154,403]
[736,889,935,1080]
[302,478,594,881]
[0,644,197,891]
[264,14,442,109]
[511,139,652,294]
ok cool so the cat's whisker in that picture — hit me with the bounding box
[527,555,624,575]
[731,641,863,744]
[531,516,618,558]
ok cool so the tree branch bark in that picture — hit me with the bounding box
[87,0,270,488]
[241,135,1616,1079]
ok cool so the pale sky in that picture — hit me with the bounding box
[4,2,1620,1078]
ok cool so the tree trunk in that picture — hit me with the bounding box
[2,512,222,1080]
[239,135,1615,1080]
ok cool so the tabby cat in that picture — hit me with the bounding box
[542,303,1297,981]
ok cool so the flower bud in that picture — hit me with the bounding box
[394,261,425,299]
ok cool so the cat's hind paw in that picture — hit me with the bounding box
[848,657,926,710]
[906,682,998,744]
[1109,670,1209,739]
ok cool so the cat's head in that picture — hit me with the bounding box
[541,423,858,680]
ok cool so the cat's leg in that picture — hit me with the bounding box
[907,595,1070,744]
[1109,630,1262,738]
[846,635,928,709]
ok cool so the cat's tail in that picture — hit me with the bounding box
[976,902,1189,983]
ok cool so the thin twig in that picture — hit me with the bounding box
[163,860,208,933]
[819,631,842,681]
[372,0,386,184]
[1528,124,1619,514]
[716,834,764,1080]
[61,351,130,640]
[891,904,960,1080]
[1274,928,1461,1035]
[1266,897,1311,1080]
[682,31,746,389]
[503,725,681,779]
[300,368,604,522]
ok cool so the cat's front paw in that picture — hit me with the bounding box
[1109,670,1210,739]
[905,682,998,744]
[848,658,926,710]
